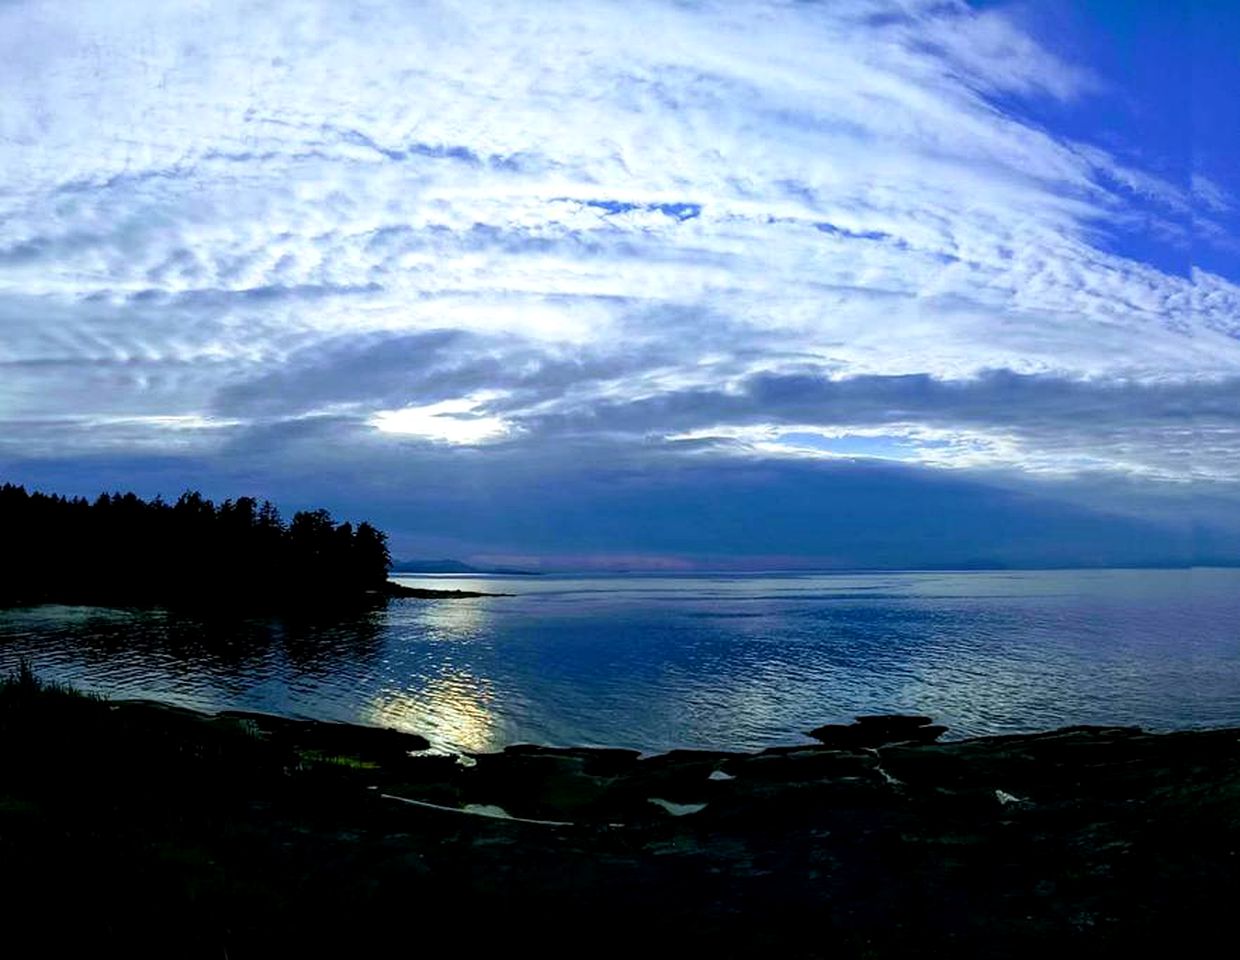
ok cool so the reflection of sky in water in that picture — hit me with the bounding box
[2,570,1239,754]
[395,596,494,642]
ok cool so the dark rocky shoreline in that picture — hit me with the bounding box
[381,580,509,599]
[2,676,1237,957]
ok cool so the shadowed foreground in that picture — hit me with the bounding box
[1,670,1236,957]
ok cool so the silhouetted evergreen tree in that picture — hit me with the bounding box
[0,483,394,611]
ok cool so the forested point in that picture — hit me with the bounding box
[0,483,394,610]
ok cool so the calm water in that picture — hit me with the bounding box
[1,569,1238,754]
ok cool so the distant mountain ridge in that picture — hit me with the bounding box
[391,558,542,576]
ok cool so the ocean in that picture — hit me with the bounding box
[2,568,1238,754]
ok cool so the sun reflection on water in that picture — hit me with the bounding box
[364,670,504,753]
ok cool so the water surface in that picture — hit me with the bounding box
[1,569,1238,754]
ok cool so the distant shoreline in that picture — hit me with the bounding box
[394,564,1239,576]
[381,581,509,599]
[0,579,509,614]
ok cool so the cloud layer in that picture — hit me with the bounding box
[1,0,1237,563]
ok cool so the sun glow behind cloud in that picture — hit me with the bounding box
[370,394,512,445]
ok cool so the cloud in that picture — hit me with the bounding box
[515,368,1240,479]
[0,0,1237,560]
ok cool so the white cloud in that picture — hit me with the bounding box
[0,0,1236,497]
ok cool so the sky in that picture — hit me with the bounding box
[1,0,1238,569]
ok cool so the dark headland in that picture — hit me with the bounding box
[1,668,1236,958]
[0,483,504,609]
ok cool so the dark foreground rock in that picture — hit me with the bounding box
[808,714,949,747]
[2,683,1237,958]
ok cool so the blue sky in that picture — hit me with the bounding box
[1,0,1237,569]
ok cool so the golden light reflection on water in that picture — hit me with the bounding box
[364,671,503,753]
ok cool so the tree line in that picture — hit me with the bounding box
[0,484,393,610]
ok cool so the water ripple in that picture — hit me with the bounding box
[2,570,1239,753]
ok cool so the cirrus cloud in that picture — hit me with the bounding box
[1,0,1237,563]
